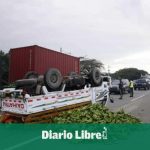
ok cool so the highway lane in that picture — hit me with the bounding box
[107,89,150,123]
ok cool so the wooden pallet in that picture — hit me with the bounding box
[1,101,91,123]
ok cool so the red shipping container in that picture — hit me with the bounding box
[9,45,80,82]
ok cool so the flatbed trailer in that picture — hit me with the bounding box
[0,101,90,123]
[0,82,109,123]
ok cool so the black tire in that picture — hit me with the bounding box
[90,68,102,86]
[15,79,37,88]
[24,71,39,79]
[44,68,62,90]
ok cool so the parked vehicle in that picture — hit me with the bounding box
[134,79,150,90]
[110,79,130,94]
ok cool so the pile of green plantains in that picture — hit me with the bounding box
[53,104,140,123]
[0,115,2,122]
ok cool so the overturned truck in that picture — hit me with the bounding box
[10,45,103,94]
[0,45,108,123]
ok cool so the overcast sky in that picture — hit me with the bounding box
[0,0,150,73]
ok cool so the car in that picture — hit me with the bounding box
[134,79,150,90]
[110,79,130,94]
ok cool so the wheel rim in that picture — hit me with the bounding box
[50,74,58,83]
[95,71,100,80]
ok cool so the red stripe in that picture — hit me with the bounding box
[44,97,48,100]
[28,100,33,102]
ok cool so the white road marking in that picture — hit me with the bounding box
[114,92,150,112]
[131,94,147,102]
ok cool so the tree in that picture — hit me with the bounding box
[111,68,148,80]
[0,50,9,89]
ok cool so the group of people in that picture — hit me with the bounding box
[119,79,134,99]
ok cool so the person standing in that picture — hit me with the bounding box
[119,79,124,99]
[129,80,134,97]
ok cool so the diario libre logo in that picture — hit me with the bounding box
[42,127,107,140]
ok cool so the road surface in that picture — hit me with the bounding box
[107,89,150,123]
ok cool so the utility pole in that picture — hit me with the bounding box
[108,65,110,76]
[60,47,62,53]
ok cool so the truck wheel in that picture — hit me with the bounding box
[90,68,102,86]
[44,68,62,90]
[24,71,39,79]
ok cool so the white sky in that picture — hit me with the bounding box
[0,0,150,73]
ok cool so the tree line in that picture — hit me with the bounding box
[111,68,148,80]
[0,50,9,89]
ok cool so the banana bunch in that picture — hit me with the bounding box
[53,104,140,124]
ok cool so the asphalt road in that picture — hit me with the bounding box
[106,89,150,123]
